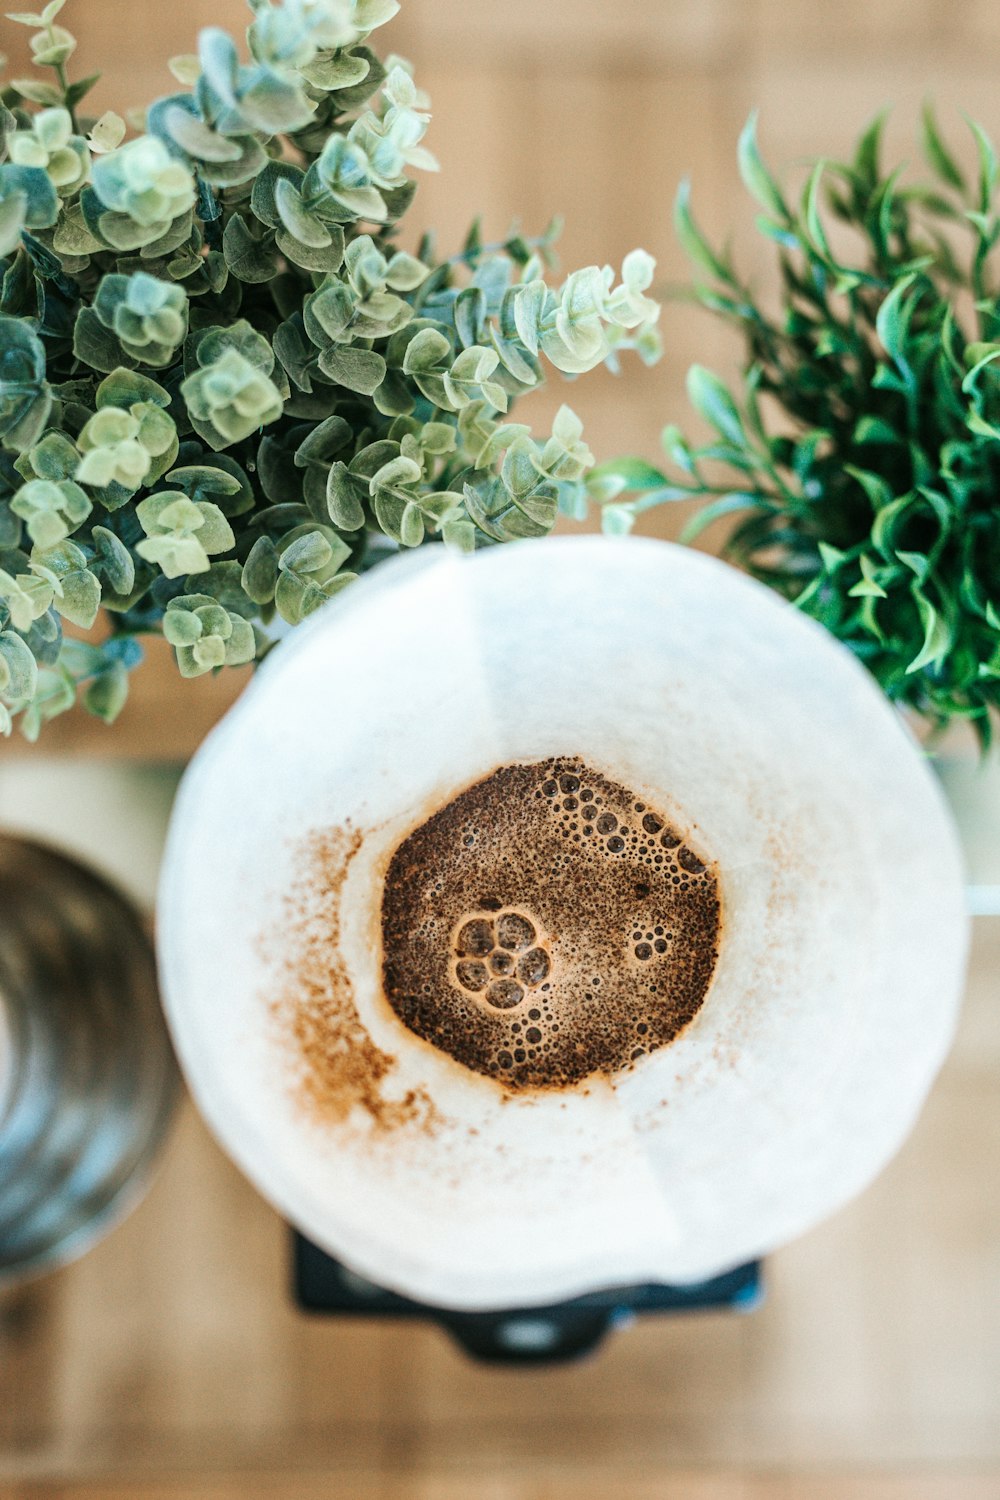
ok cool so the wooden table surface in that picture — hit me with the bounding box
[0,763,998,1499]
[3,2,1000,1482]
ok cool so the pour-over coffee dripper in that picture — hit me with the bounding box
[156,536,968,1317]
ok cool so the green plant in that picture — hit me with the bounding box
[0,0,660,739]
[598,111,1000,747]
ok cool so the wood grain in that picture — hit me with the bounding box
[2,3,1000,1482]
[3,1477,1000,1500]
[0,638,249,761]
[0,900,997,1489]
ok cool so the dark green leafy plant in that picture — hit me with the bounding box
[598,111,1000,746]
[0,0,660,739]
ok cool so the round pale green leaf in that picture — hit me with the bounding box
[0,629,38,702]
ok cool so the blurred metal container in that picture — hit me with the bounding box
[0,833,177,1284]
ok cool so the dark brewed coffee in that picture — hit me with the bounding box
[381,759,721,1090]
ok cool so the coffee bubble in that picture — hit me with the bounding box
[457,918,494,956]
[518,947,550,986]
[497,913,536,950]
[380,759,721,1090]
[487,978,524,1009]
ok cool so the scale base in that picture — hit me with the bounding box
[292,1234,762,1365]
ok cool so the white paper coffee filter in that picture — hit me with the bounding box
[158,536,968,1309]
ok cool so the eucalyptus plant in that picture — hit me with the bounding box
[599,112,1000,746]
[0,0,660,738]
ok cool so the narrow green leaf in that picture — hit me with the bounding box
[589,456,667,492]
[686,366,746,445]
[908,588,953,672]
[853,110,888,189]
[849,554,889,598]
[680,492,761,544]
[921,105,965,191]
[845,464,894,512]
[737,112,788,220]
[968,117,999,215]
[803,160,832,259]
[673,178,731,283]
[874,273,918,367]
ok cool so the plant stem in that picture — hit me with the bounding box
[54,61,79,133]
[443,231,555,270]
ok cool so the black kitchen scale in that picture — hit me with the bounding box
[293,1232,762,1364]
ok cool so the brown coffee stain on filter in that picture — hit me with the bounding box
[381,757,722,1090]
[270,826,441,1135]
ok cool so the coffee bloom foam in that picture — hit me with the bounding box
[381,758,721,1089]
[158,538,968,1311]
